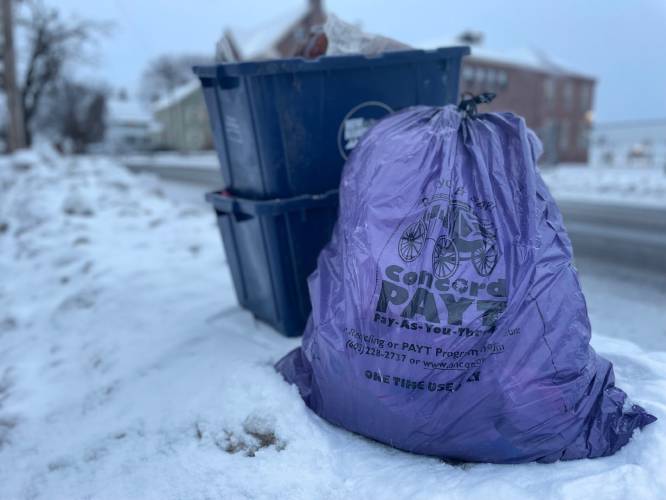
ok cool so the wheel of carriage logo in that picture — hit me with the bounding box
[398,220,427,262]
[472,239,499,276]
[432,236,458,278]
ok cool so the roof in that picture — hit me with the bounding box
[231,6,305,59]
[418,37,594,80]
[152,79,203,113]
[107,98,152,125]
[470,47,594,80]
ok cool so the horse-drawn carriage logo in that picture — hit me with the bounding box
[398,194,499,278]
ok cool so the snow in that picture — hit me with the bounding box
[107,98,152,126]
[468,47,591,79]
[230,6,304,59]
[1,150,665,499]
[417,38,591,79]
[589,121,666,170]
[541,165,666,207]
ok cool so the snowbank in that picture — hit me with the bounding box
[0,150,664,499]
[541,165,666,208]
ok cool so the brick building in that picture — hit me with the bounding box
[457,39,596,164]
[216,0,325,61]
[218,6,595,164]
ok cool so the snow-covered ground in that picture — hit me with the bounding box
[540,165,666,208]
[1,150,665,500]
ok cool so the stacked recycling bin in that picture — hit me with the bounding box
[194,47,469,337]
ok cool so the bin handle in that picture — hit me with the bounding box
[213,197,254,222]
[216,67,240,89]
[217,208,254,222]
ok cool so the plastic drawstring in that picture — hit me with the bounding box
[458,92,496,118]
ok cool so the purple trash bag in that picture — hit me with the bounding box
[276,103,656,463]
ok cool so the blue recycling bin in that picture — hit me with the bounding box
[206,190,339,337]
[194,47,469,199]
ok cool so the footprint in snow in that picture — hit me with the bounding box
[196,413,286,457]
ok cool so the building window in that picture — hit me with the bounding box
[463,65,475,84]
[580,84,591,111]
[486,68,497,91]
[475,66,486,87]
[497,70,508,89]
[544,78,556,105]
[559,120,570,151]
[464,65,508,92]
[563,81,574,111]
[577,124,589,151]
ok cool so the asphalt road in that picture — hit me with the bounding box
[125,160,666,275]
[124,158,223,186]
[559,201,666,274]
[140,161,665,350]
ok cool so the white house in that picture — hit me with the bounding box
[95,96,154,154]
[152,80,212,151]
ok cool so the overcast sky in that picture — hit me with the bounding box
[53,0,666,123]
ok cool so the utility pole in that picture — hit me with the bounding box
[1,0,26,151]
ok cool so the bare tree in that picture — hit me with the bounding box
[139,53,211,104]
[38,79,107,153]
[16,0,108,145]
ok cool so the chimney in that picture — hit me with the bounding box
[309,0,324,15]
[457,30,484,46]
